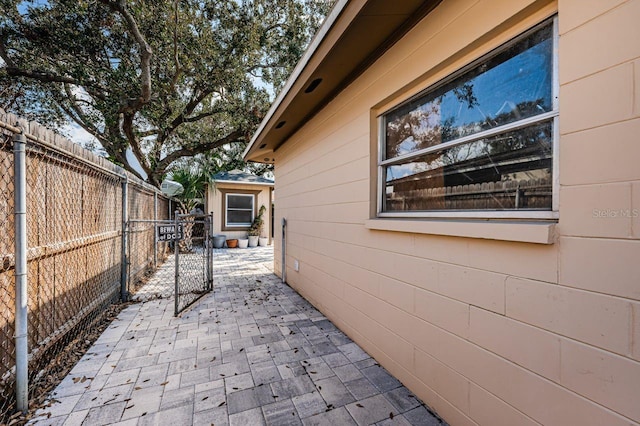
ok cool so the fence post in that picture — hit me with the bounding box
[174,211,180,316]
[207,213,213,291]
[120,177,129,301]
[154,193,158,268]
[13,131,29,413]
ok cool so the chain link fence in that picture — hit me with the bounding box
[0,111,170,422]
[127,188,171,295]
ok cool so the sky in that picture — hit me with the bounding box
[60,122,148,179]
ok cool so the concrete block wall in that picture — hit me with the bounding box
[272,0,640,424]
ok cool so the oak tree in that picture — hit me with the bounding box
[0,0,333,186]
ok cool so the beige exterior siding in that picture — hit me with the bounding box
[272,0,640,424]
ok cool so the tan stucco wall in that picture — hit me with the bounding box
[206,182,272,241]
[272,0,640,425]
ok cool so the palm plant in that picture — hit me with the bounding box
[169,166,206,252]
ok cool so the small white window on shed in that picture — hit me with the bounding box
[226,193,254,227]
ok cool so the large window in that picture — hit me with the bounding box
[379,18,557,218]
[225,193,254,227]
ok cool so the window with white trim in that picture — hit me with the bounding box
[378,18,558,219]
[225,193,254,227]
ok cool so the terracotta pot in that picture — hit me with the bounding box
[226,239,238,248]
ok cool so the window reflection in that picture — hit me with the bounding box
[385,23,553,160]
[384,121,553,211]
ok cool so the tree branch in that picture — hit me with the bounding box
[0,37,16,68]
[96,120,141,179]
[139,129,159,137]
[2,38,111,95]
[100,0,152,112]
[182,110,222,124]
[59,83,111,146]
[184,89,214,117]
[153,129,244,181]
[171,0,181,89]
[122,112,153,178]
[247,63,286,73]
[166,88,215,132]
[3,65,77,84]
[81,83,108,102]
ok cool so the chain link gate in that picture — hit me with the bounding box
[174,213,213,316]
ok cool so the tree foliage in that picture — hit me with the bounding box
[169,166,205,214]
[0,0,334,186]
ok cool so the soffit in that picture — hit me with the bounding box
[244,0,442,163]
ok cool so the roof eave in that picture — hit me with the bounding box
[243,0,442,164]
[242,0,352,162]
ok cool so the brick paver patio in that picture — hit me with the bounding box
[29,246,443,426]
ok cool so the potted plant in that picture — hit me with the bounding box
[247,205,266,247]
[247,231,259,248]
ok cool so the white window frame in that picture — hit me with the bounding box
[377,17,559,220]
[225,193,255,227]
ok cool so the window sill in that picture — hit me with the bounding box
[364,218,556,244]
[222,226,250,232]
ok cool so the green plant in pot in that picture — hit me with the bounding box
[247,205,266,247]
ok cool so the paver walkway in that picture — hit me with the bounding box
[29,246,443,426]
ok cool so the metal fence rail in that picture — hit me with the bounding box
[0,111,170,421]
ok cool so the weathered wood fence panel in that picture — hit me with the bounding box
[386,177,552,211]
[0,110,169,420]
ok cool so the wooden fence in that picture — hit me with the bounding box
[0,110,169,420]
[386,177,552,211]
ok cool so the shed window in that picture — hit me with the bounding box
[379,18,558,218]
[226,194,254,227]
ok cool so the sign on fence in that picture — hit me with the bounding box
[156,223,183,241]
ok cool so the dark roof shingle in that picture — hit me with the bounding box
[211,169,274,185]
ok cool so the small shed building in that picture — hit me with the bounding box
[205,170,274,243]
